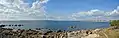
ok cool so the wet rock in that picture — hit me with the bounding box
[57,30,62,33]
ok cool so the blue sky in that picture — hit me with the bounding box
[23,0,119,20]
[24,0,119,15]
[44,0,119,16]
[0,0,119,20]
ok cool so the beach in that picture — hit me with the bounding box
[0,26,119,38]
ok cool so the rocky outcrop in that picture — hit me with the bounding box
[0,26,119,38]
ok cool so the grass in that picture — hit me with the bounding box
[96,28,119,38]
[95,20,119,38]
[104,29,119,38]
[101,20,119,38]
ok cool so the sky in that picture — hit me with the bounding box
[0,0,119,20]
[46,0,118,14]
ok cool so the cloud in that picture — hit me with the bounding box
[40,0,49,4]
[0,0,48,20]
[108,6,119,16]
[45,6,119,20]
[0,0,118,21]
[71,6,119,20]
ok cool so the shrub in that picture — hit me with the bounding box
[110,20,119,26]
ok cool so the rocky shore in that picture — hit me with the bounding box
[0,26,119,38]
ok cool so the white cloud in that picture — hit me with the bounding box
[45,6,119,20]
[71,6,119,20]
[0,0,118,21]
[40,0,49,4]
[109,6,119,16]
[0,0,48,20]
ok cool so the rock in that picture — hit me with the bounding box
[1,27,118,38]
[82,34,100,38]
[57,30,62,33]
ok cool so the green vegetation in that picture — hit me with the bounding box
[110,20,119,26]
[103,28,119,38]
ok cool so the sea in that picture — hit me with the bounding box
[0,20,110,30]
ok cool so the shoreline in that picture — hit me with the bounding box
[0,26,119,38]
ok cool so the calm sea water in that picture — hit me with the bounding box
[0,20,110,30]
